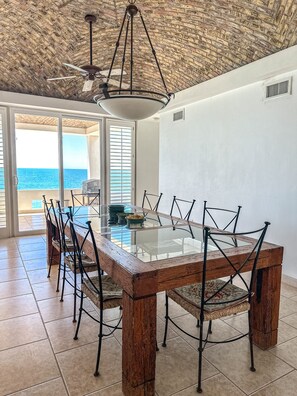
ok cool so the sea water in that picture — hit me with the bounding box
[17,168,88,190]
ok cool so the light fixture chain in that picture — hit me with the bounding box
[139,10,169,94]
[130,13,134,94]
[106,9,128,82]
[89,19,93,65]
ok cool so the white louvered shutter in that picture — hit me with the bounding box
[107,122,135,204]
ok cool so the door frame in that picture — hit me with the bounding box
[10,108,104,236]
[0,106,12,238]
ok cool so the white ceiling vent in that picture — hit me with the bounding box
[265,78,292,100]
[173,109,185,122]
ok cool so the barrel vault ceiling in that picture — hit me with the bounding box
[0,0,296,103]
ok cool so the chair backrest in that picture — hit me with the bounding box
[42,194,51,222]
[55,200,73,251]
[200,222,270,315]
[42,195,58,241]
[170,196,196,221]
[142,190,163,211]
[71,189,101,209]
[202,201,242,232]
[68,217,104,307]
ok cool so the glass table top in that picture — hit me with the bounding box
[100,224,250,263]
[61,205,250,263]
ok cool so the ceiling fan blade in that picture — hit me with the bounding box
[63,63,87,74]
[100,69,127,77]
[105,78,130,90]
[47,76,78,81]
[83,79,94,92]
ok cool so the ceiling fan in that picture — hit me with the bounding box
[47,14,129,92]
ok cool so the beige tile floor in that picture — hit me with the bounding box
[0,235,297,395]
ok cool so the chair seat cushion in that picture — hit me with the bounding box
[168,279,250,321]
[64,254,97,273]
[52,239,74,252]
[82,275,122,309]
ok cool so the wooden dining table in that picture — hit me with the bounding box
[47,204,283,396]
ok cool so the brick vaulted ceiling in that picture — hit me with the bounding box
[0,0,296,103]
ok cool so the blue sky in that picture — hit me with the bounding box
[16,130,88,169]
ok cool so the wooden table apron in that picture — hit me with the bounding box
[46,211,283,396]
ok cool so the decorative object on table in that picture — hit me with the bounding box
[108,204,125,224]
[126,214,145,228]
[117,212,133,225]
[47,14,129,92]
[93,0,173,121]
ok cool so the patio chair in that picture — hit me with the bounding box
[162,222,270,393]
[71,179,101,214]
[69,217,123,376]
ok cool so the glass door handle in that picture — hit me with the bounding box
[13,175,18,186]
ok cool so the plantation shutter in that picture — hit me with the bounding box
[0,114,6,228]
[107,122,135,204]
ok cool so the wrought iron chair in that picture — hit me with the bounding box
[42,196,74,294]
[70,188,101,215]
[142,190,163,211]
[42,195,61,284]
[162,222,270,393]
[56,202,97,323]
[202,200,242,233]
[170,195,196,221]
[69,218,123,377]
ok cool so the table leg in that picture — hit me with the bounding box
[122,291,157,396]
[251,265,282,349]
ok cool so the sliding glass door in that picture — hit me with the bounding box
[13,112,59,233]
[11,111,102,235]
[62,117,101,207]
[0,108,10,237]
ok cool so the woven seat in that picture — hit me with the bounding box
[64,254,97,273]
[167,280,249,321]
[82,275,122,309]
[162,222,270,393]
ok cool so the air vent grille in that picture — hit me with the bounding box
[173,109,185,121]
[266,80,290,98]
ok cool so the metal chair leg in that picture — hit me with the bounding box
[94,310,104,377]
[248,311,256,372]
[47,245,55,278]
[55,251,62,292]
[74,291,84,340]
[208,320,212,334]
[73,268,77,323]
[60,257,66,302]
[197,316,204,393]
[162,293,169,347]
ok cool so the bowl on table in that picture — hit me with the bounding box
[126,214,145,229]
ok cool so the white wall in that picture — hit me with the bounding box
[159,70,297,278]
[135,119,160,206]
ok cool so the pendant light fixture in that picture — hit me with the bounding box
[94,0,173,120]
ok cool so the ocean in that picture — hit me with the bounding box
[17,168,88,190]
